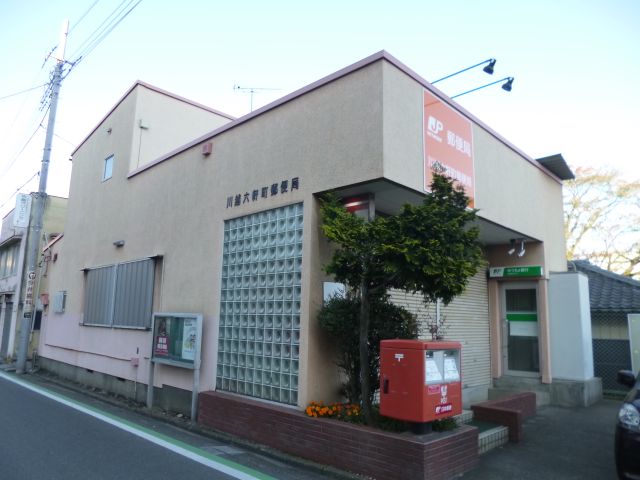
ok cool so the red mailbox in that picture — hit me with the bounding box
[380,339,462,423]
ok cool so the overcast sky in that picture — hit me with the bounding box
[1,0,638,218]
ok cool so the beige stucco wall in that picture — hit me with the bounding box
[130,85,232,171]
[42,55,571,408]
[42,62,386,404]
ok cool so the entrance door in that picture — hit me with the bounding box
[502,284,539,374]
[1,302,13,359]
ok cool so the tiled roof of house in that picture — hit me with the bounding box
[570,260,640,312]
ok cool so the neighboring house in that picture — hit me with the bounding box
[0,194,67,362]
[40,51,596,418]
[570,259,640,391]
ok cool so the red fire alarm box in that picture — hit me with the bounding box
[380,339,462,423]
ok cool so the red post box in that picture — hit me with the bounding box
[380,339,462,423]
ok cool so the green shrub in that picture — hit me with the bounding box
[318,294,417,405]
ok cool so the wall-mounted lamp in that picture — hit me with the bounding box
[507,238,526,257]
[451,77,514,99]
[113,240,125,247]
[431,58,497,84]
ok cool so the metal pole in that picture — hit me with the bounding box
[16,20,67,374]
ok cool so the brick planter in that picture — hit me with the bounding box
[471,392,537,442]
[199,391,479,480]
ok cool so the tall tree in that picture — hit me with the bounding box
[564,166,640,278]
[320,172,483,424]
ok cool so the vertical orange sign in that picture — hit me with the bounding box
[423,90,475,207]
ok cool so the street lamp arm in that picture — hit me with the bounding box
[450,77,514,99]
[431,58,496,84]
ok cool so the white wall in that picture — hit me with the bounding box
[548,272,594,380]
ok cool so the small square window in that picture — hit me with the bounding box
[102,155,114,181]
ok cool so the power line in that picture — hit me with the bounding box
[69,0,142,67]
[69,0,129,57]
[69,0,103,34]
[0,172,39,211]
[0,106,50,178]
[54,132,76,147]
[43,0,103,65]
[0,83,48,102]
[2,1,142,209]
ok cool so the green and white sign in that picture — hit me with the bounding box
[489,265,543,278]
[507,312,539,337]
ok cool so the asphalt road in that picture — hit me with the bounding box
[3,367,621,480]
[0,372,341,480]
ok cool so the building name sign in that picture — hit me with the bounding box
[13,193,32,228]
[489,265,544,278]
[226,177,300,209]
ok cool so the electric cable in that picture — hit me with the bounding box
[44,0,103,64]
[69,0,142,67]
[1,0,142,208]
[69,0,129,59]
[0,83,49,102]
[0,106,50,177]
[69,0,102,34]
[0,172,40,211]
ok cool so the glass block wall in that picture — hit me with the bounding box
[217,203,303,405]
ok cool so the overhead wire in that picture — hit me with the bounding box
[43,0,103,65]
[69,0,142,68]
[0,172,40,211]
[0,83,49,102]
[0,106,50,178]
[69,0,103,35]
[69,0,129,58]
[1,0,142,211]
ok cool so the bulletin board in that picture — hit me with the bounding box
[151,313,202,368]
[147,312,203,420]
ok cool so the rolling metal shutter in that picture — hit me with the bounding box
[389,270,490,389]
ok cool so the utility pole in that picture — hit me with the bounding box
[16,20,68,374]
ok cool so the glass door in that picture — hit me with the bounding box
[502,284,539,374]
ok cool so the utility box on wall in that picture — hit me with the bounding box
[380,340,462,423]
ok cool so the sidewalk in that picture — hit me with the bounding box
[461,399,619,479]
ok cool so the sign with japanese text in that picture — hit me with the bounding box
[226,177,300,209]
[13,193,32,228]
[423,90,475,206]
[489,265,543,278]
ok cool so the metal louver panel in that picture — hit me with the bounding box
[113,259,154,328]
[84,265,116,326]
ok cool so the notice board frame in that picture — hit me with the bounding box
[147,312,203,420]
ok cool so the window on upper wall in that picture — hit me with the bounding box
[0,243,19,278]
[83,258,155,329]
[102,154,114,181]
